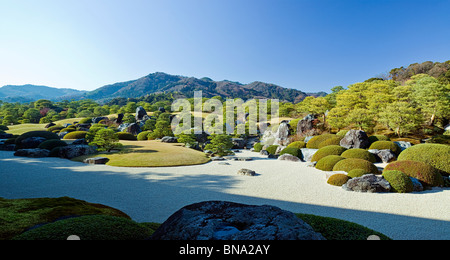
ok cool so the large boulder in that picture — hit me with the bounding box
[161,136,178,143]
[296,114,319,137]
[342,174,391,193]
[127,123,141,136]
[368,149,397,163]
[57,145,97,159]
[92,117,109,124]
[135,106,148,122]
[273,122,290,146]
[278,154,301,162]
[19,137,47,149]
[151,201,325,240]
[300,148,318,162]
[14,148,50,158]
[231,138,246,149]
[339,130,370,149]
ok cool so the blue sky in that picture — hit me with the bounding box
[0,0,449,93]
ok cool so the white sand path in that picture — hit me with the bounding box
[0,150,449,240]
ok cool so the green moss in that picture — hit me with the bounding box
[280,147,301,158]
[397,144,450,176]
[311,145,346,162]
[137,131,151,141]
[316,155,345,171]
[15,131,60,148]
[368,135,390,144]
[253,143,264,152]
[296,213,391,240]
[13,215,152,240]
[382,170,413,193]
[341,149,377,163]
[327,174,350,186]
[287,141,306,149]
[333,158,379,175]
[37,140,68,151]
[266,145,279,155]
[306,134,337,149]
[347,169,370,178]
[369,141,401,155]
[426,135,450,145]
[384,160,444,187]
[63,131,88,140]
[317,136,343,148]
[336,130,349,137]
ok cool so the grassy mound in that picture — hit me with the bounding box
[382,170,414,193]
[0,197,130,240]
[341,148,377,163]
[327,174,349,186]
[316,155,346,171]
[287,141,306,149]
[311,145,346,162]
[306,134,337,149]
[384,160,444,187]
[317,136,343,148]
[63,131,88,140]
[13,215,153,240]
[369,141,401,155]
[280,147,301,158]
[333,158,379,175]
[37,140,68,151]
[347,169,371,178]
[397,143,450,176]
[15,131,60,149]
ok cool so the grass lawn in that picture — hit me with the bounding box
[74,140,211,167]
[5,118,84,135]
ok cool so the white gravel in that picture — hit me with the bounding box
[0,150,449,240]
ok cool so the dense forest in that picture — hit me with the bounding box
[0,61,449,138]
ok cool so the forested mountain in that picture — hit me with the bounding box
[0,85,86,103]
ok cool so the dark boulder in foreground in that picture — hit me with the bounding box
[151,201,325,240]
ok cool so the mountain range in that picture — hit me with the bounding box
[0,72,326,103]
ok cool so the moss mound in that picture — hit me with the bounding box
[13,215,152,240]
[253,143,264,152]
[382,170,414,193]
[63,131,88,140]
[287,141,306,149]
[316,155,346,171]
[341,149,376,163]
[280,147,301,158]
[384,160,444,187]
[311,145,346,162]
[0,197,130,240]
[137,131,151,141]
[347,169,371,178]
[37,140,68,151]
[317,136,343,148]
[368,135,390,144]
[306,134,337,149]
[15,131,60,148]
[369,141,401,155]
[266,145,279,155]
[397,144,450,176]
[333,158,379,175]
[327,174,350,186]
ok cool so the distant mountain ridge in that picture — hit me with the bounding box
[0,72,325,103]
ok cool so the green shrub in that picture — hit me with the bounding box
[336,130,348,137]
[341,149,377,163]
[280,147,301,158]
[63,131,88,140]
[266,145,279,155]
[327,174,350,186]
[117,132,137,141]
[311,145,346,162]
[253,142,264,152]
[397,143,450,176]
[15,131,60,148]
[368,135,390,144]
[287,141,306,149]
[384,160,444,187]
[38,140,68,151]
[306,134,336,149]
[316,155,345,171]
[13,215,152,240]
[137,131,152,141]
[317,136,343,149]
[47,125,64,132]
[426,135,450,145]
[333,158,379,175]
[382,170,414,193]
[369,141,401,155]
[347,169,370,178]
[79,118,93,124]
[59,127,76,133]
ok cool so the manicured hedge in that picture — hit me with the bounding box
[306,134,337,149]
[63,131,88,140]
[37,140,68,151]
[341,148,377,163]
[327,174,349,186]
[384,160,444,187]
[333,158,379,175]
[15,131,60,148]
[368,135,390,144]
[369,141,401,155]
[266,145,279,155]
[347,169,370,178]
[287,141,306,149]
[311,145,346,162]
[382,170,413,193]
[397,143,450,176]
[137,131,152,141]
[253,143,264,152]
[316,155,345,171]
[317,136,343,148]
[280,147,301,158]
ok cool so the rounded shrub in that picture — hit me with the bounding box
[137,131,152,141]
[287,141,306,149]
[79,118,93,124]
[382,170,414,193]
[311,145,346,162]
[15,131,60,147]
[384,160,444,187]
[38,140,68,151]
[117,132,137,141]
[317,136,343,148]
[280,147,301,158]
[327,174,350,186]
[341,149,377,163]
[13,215,152,240]
[306,134,336,149]
[253,142,264,152]
[316,155,345,171]
[369,141,401,155]
[397,143,450,176]
[266,145,279,155]
[63,131,88,140]
[47,125,64,132]
[336,130,348,137]
[368,135,390,144]
[59,127,76,133]
[333,158,379,175]
[347,169,370,178]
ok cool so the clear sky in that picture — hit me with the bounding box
[1,0,449,93]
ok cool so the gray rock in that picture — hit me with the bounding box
[161,136,178,143]
[300,148,318,162]
[410,177,424,192]
[127,123,141,135]
[58,145,97,159]
[83,157,109,165]
[260,150,269,156]
[342,174,391,193]
[339,130,370,149]
[211,157,225,161]
[278,154,301,162]
[92,117,109,124]
[296,115,319,137]
[150,201,325,240]
[19,137,47,149]
[237,168,256,176]
[273,122,291,146]
[368,149,397,163]
[231,138,246,149]
[72,139,88,145]
[394,141,412,151]
[14,148,50,158]
[135,106,148,122]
